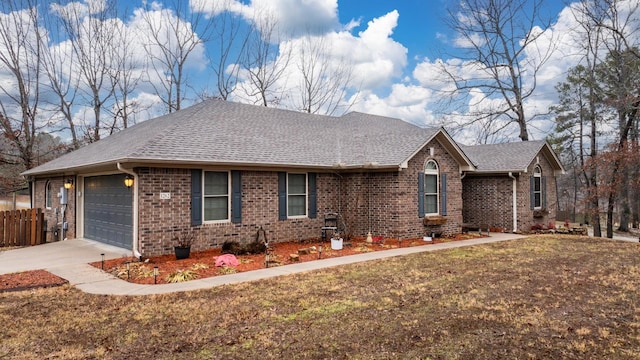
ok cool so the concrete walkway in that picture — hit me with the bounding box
[0,238,129,275]
[41,233,526,296]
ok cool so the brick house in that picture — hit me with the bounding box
[22,100,563,257]
[460,142,564,233]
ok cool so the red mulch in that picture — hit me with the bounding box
[0,269,68,293]
[89,234,482,285]
[0,234,483,291]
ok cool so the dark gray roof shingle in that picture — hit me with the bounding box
[460,141,553,172]
[23,100,442,175]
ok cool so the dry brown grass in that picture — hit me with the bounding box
[1,235,639,359]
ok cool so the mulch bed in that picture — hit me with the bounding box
[0,234,483,291]
[0,270,68,293]
[90,234,483,285]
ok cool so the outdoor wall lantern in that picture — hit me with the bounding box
[124,175,134,188]
[64,178,74,190]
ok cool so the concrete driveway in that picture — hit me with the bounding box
[0,239,130,275]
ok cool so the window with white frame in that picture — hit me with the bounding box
[533,166,542,209]
[45,181,53,209]
[287,173,307,217]
[203,171,230,222]
[424,160,439,215]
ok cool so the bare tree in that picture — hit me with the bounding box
[593,0,640,235]
[140,1,211,113]
[238,13,291,107]
[576,0,640,236]
[441,0,556,141]
[109,14,144,133]
[293,34,356,116]
[51,0,120,142]
[0,0,46,176]
[40,3,81,149]
[205,0,251,101]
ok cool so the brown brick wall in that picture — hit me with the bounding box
[339,139,464,240]
[31,141,558,255]
[462,152,558,232]
[33,177,76,242]
[137,168,340,257]
[400,138,464,238]
[520,155,558,231]
[462,176,514,230]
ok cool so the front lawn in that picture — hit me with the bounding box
[1,235,639,359]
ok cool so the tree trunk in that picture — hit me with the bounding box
[606,103,638,237]
[617,170,630,232]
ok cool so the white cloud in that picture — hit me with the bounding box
[350,84,437,126]
[231,10,408,112]
[192,0,340,37]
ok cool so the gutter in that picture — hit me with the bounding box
[508,172,518,232]
[117,163,141,259]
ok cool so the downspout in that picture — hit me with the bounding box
[508,172,518,233]
[117,163,141,259]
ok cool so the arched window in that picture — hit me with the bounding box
[424,160,439,215]
[532,166,542,209]
[45,181,53,209]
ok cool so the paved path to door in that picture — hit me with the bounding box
[2,233,527,296]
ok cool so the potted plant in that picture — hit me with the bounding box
[330,232,343,250]
[173,230,195,260]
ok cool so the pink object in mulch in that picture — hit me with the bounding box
[372,236,384,244]
[215,254,239,267]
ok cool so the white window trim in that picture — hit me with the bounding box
[287,173,308,219]
[202,171,231,223]
[45,181,53,209]
[533,166,542,210]
[425,160,439,216]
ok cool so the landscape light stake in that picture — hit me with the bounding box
[318,243,322,259]
[398,238,402,248]
[101,253,105,270]
[126,261,130,280]
[265,243,270,268]
[154,266,158,284]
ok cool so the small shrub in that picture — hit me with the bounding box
[221,239,266,255]
[531,223,544,231]
[190,263,209,271]
[244,239,266,254]
[217,266,237,275]
[221,240,244,255]
[166,269,198,283]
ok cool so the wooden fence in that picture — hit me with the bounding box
[0,208,45,247]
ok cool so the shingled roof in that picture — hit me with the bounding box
[23,99,472,176]
[460,141,564,174]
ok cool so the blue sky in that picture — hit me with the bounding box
[337,0,442,61]
[336,0,567,71]
[2,0,633,145]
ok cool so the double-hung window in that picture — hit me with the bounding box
[287,173,307,217]
[424,160,439,215]
[533,166,542,209]
[203,171,230,222]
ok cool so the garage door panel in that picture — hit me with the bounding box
[84,174,132,249]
